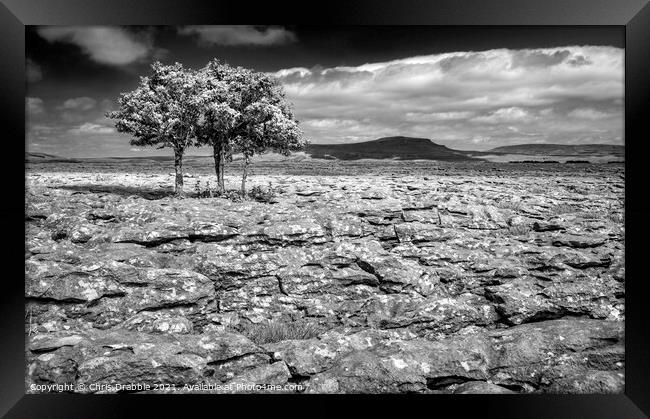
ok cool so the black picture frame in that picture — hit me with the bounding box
[2,0,649,417]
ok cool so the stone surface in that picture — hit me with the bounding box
[25,162,625,393]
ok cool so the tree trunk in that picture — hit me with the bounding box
[174,148,184,196]
[213,142,225,193]
[241,155,249,195]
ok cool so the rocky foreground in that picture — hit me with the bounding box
[25,164,625,393]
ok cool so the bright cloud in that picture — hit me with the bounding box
[273,46,623,148]
[55,97,100,123]
[37,26,154,65]
[472,107,532,124]
[405,111,475,122]
[59,97,97,111]
[68,122,115,135]
[179,25,297,46]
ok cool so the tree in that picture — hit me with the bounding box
[194,63,239,193]
[107,62,200,196]
[234,95,304,194]
[195,60,306,194]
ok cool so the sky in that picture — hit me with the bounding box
[26,26,624,157]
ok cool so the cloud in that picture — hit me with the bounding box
[510,49,571,68]
[471,107,532,124]
[59,97,97,111]
[271,46,623,148]
[25,44,624,156]
[405,111,475,122]
[26,97,45,115]
[26,58,43,82]
[179,25,297,46]
[567,107,611,120]
[36,26,154,65]
[56,97,99,123]
[68,122,115,135]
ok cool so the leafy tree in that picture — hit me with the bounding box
[194,63,239,193]
[234,94,304,194]
[107,62,201,195]
[196,60,306,194]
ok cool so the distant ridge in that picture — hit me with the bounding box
[305,136,478,161]
[26,140,624,163]
[27,152,59,159]
[25,152,81,163]
[486,143,624,156]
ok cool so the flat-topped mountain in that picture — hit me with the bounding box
[487,143,624,156]
[305,136,477,161]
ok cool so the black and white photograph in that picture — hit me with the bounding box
[24,25,626,395]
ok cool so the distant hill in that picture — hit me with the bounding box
[25,152,82,163]
[108,155,177,162]
[27,152,59,159]
[26,152,204,164]
[305,136,478,161]
[486,144,624,157]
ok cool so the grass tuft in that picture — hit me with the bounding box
[249,182,281,203]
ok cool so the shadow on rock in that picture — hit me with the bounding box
[58,184,176,200]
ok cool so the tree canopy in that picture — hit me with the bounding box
[107,62,202,194]
[108,62,201,153]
